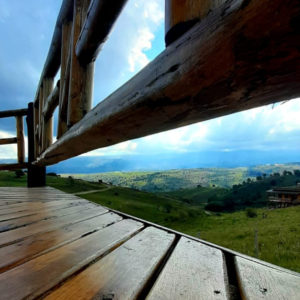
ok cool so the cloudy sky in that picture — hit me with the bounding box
[0,0,299,163]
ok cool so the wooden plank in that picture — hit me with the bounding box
[67,0,94,127]
[15,116,25,164]
[0,200,90,222]
[165,0,226,45]
[0,202,96,232]
[35,0,300,166]
[0,138,17,145]
[0,206,107,247]
[0,198,85,213]
[0,212,122,273]
[0,219,143,300]
[46,227,175,300]
[235,256,300,300]
[57,21,72,138]
[76,0,128,64]
[147,237,229,299]
[0,109,28,119]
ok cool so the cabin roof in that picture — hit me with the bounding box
[267,185,300,194]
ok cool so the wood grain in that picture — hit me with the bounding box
[0,205,107,247]
[57,21,72,138]
[235,256,300,300]
[147,237,229,299]
[76,0,128,64]
[0,219,142,300]
[67,0,94,127]
[165,0,226,45]
[0,212,122,273]
[36,0,300,166]
[45,227,175,300]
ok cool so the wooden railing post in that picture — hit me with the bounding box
[165,0,226,46]
[15,116,25,164]
[42,78,54,151]
[67,0,94,128]
[57,21,73,138]
[27,102,46,187]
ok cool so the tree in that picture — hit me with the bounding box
[15,170,25,178]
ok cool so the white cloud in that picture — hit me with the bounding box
[128,27,154,72]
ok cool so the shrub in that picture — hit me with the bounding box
[47,172,57,176]
[15,170,25,178]
[245,208,257,218]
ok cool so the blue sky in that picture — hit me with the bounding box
[0,0,299,162]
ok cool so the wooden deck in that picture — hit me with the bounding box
[0,187,299,299]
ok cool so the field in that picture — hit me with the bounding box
[64,163,300,192]
[0,170,299,272]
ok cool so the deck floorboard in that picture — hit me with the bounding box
[0,187,299,300]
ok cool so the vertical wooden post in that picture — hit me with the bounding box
[15,116,25,164]
[26,102,46,187]
[34,101,40,159]
[38,86,44,154]
[165,0,226,46]
[42,78,54,151]
[67,0,94,128]
[57,21,73,138]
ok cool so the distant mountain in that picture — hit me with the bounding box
[47,150,300,174]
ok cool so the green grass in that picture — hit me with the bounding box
[1,170,299,272]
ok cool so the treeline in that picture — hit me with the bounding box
[205,170,300,212]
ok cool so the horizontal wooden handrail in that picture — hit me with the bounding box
[35,0,300,166]
[0,163,28,171]
[34,0,73,103]
[76,0,128,64]
[0,138,18,145]
[0,109,28,119]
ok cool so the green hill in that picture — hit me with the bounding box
[64,163,300,192]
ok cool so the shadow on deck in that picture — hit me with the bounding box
[0,187,299,299]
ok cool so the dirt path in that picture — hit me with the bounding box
[73,187,113,195]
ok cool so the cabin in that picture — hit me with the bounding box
[267,184,300,207]
[0,0,300,299]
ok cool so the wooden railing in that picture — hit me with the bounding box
[1,0,300,186]
[0,109,28,171]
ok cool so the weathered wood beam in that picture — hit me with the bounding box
[57,21,73,138]
[35,0,300,166]
[67,0,94,128]
[16,116,25,164]
[0,109,28,119]
[0,138,17,145]
[76,0,128,64]
[0,163,28,171]
[42,78,54,151]
[34,0,74,103]
[38,87,44,154]
[43,80,60,121]
[165,0,226,45]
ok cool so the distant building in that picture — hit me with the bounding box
[267,183,300,207]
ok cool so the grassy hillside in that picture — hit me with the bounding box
[0,170,299,272]
[64,163,300,192]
